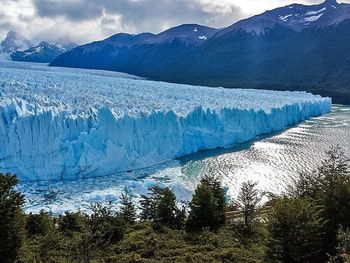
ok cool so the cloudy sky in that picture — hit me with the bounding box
[0,0,348,44]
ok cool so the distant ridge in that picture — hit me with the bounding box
[50,24,219,71]
[0,32,78,63]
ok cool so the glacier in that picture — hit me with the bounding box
[0,61,331,181]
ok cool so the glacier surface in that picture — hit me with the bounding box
[0,61,331,181]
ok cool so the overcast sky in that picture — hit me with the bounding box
[0,0,348,44]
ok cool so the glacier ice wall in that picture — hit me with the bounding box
[0,61,332,181]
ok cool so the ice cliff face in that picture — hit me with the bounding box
[0,62,331,181]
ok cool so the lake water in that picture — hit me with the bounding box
[20,104,350,214]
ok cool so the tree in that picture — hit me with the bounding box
[140,186,184,228]
[156,187,178,227]
[89,203,125,244]
[140,186,163,222]
[0,173,25,263]
[187,182,217,232]
[288,171,322,200]
[288,146,350,259]
[70,203,126,262]
[267,197,324,263]
[25,210,54,238]
[174,202,187,229]
[187,175,226,231]
[120,188,137,224]
[316,147,350,256]
[58,211,85,236]
[201,173,226,227]
[234,181,264,230]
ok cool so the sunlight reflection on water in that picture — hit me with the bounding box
[20,105,350,214]
[179,104,350,198]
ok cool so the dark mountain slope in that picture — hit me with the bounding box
[145,20,349,104]
[50,0,350,103]
[50,24,218,72]
[50,33,155,70]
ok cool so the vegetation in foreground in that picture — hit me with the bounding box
[0,147,350,263]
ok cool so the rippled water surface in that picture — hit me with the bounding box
[20,105,350,214]
[181,104,350,196]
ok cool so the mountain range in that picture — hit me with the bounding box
[51,24,219,71]
[7,0,350,103]
[10,40,78,63]
[0,32,77,63]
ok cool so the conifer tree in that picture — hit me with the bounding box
[201,173,226,227]
[235,181,264,230]
[140,186,163,222]
[140,186,184,228]
[187,175,226,231]
[156,187,178,227]
[187,182,217,231]
[0,173,25,263]
[120,188,137,224]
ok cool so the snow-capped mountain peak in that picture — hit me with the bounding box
[216,0,349,36]
[0,31,32,53]
[11,41,70,63]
